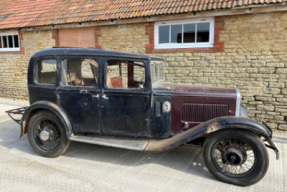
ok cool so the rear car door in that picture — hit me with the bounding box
[58,56,102,134]
[28,57,59,104]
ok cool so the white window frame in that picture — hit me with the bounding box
[0,31,20,52]
[154,18,214,49]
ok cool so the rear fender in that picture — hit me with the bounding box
[145,116,272,152]
[21,101,73,138]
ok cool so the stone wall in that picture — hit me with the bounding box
[98,24,148,54]
[98,12,287,131]
[0,30,56,99]
[0,12,287,131]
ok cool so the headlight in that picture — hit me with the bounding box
[239,104,248,117]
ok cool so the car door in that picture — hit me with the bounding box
[101,58,152,137]
[58,56,102,134]
[28,57,61,104]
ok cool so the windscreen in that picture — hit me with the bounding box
[150,60,165,85]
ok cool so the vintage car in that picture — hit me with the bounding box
[7,48,278,186]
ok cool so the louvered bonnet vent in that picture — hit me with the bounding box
[182,103,229,123]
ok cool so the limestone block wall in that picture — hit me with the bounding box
[98,12,287,131]
[0,30,56,99]
[98,24,148,54]
[0,12,287,131]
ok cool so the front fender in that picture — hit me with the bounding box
[204,116,272,137]
[145,116,272,152]
[21,101,73,138]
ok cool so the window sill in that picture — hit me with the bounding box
[154,44,214,49]
[0,51,22,54]
[146,45,224,54]
[0,48,20,51]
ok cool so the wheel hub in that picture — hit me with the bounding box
[224,146,247,165]
[39,127,55,142]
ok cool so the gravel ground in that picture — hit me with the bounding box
[0,102,286,192]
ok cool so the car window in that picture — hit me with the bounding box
[35,59,57,85]
[134,65,145,82]
[62,58,98,87]
[106,60,145,89]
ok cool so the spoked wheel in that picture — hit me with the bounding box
[203,130,269,186]
[28,111,70,157]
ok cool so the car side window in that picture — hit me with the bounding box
[134,65,145,83]
[35,59,57,85]
[62,58,99,87]
[106,60,145,89]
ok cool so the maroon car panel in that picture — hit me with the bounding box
[154,82,237,134]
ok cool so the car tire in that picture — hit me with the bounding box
[203,129,269,186]
[27,110,71,158]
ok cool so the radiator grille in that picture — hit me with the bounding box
[182,103,229,123]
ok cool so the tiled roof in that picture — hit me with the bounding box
[0,0,286,30]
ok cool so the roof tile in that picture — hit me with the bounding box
[0,0,286,30]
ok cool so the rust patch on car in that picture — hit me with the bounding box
[206,121,220,134]
[50,102,60,110]
[21,120,27,138]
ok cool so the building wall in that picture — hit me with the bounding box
[98,24,148,54]
[0,12,287,131]
[0,30,56,99]
[59,27,96,48]
[97,12,287,131]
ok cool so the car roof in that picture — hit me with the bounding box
[31,47,163,61]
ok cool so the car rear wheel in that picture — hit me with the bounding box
[27,110,70,158]
[203,130,269,186]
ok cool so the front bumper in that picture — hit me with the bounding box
[262,121,279,160]
[265,137,279,160]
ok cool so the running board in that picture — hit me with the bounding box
[69,135,149,151]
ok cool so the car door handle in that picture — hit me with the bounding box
[102,94,109,100]
[92,94,100,98]
[79,89,89,94]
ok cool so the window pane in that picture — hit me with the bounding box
[81,59,97,79]
[159,25,169,44]
[0,37,2,48]
[8,35,13,48]
[183,24,195,43]
[14,35,19,48]
[35,59,57,85]
[150,60,165,85]
[3,36,7,48]
[133,65,145,89]
[107,61,126,88]
[197,23,210,43]
[63,59,98,87]
[106,61,145,89]
[171,24,182,43]
[108,64,120,79]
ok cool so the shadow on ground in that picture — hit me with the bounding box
[0,120,215,182]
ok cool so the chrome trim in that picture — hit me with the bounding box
[239,104,248,117]
[235,89,241,116]
[39,130,50,141]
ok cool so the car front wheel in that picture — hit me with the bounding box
[203,130,269,186]
[27,110,71,158]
